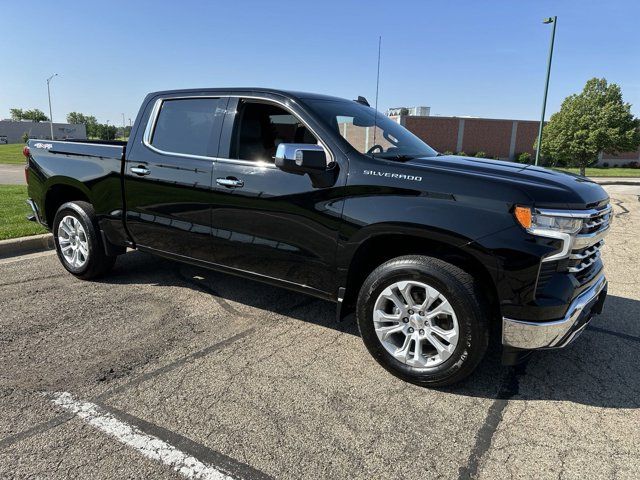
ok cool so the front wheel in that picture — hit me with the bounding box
[53,201,116,280]
[356,255,489,387]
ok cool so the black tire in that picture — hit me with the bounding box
[356,255,489,387]
[53,201,117,280]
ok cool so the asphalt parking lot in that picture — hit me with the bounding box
[1,186,639,479]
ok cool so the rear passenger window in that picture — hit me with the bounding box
[151,98,223,157]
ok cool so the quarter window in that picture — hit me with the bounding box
[151,98,223,157]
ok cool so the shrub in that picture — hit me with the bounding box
[443,150,454,155]
[602,162,609,168]
[515,152,532,164]
[628,161,639,168]
[456,151,467,156]
[474,151,487,158]
[22,132,29,143]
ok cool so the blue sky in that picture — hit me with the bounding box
[2,0,639,125]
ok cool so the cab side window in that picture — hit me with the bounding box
[151,98,223,157]
[231,101,317,162]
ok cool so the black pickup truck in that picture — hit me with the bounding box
[24,88,611,386]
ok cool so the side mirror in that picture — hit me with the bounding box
[274,143,327,174]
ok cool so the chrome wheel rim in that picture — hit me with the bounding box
[373,280,459,368]
[58,215,89,268]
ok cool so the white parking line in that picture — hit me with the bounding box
[50,392,234,480]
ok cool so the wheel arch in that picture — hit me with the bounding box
[340,231,501,322]
[43,178,92,228]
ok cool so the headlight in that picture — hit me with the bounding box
[513,206,582,235]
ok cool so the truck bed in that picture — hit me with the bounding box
[26,138,129,230]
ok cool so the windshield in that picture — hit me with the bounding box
[303,98,438,160]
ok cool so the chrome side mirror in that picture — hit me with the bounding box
[274,143,327,173]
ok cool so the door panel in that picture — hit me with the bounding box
[209,97,345,295]
[124,96,227,262]
[210,161,344,293]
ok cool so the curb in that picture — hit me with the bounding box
[0,233,54,259]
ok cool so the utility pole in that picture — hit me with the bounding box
[122,113,125,139]
[535,16,557,166]
[46,73,58,140]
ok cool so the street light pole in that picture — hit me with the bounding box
[122,113,125,140]
[46,73,58,140]
[535,16,557,166]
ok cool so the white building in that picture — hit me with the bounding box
[386,106,431,117]
[0,120,87,143]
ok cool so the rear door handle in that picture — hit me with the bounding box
[131,166,151,176]
[216,177,244,188]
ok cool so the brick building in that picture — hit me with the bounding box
[391,113,640,166]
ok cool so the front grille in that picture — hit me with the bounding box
[536,203,611,296]
[568,240,604,283]
[578,206,612,235]
[566,204,611,284]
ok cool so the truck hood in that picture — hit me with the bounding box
[406,155,609,209]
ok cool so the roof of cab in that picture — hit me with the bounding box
[146,87,352,103]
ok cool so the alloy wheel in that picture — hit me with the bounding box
[58,215,89,268]
[373,280,459,367]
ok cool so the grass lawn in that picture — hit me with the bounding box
[0,185,47,240]
[0,143,26,165]
[555,167,640,177]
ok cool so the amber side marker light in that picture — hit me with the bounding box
[23,146,30,183]
[514,206,532,229]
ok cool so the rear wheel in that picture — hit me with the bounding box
[53,201,116,279]
[356,255,489,387]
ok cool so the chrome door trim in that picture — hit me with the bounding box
[140,92,335,171]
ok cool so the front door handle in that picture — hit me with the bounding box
[131,166,151,176]
[216,177,244,188]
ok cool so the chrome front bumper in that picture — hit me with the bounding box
[502,274,607,350]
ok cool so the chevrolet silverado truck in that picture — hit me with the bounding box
[24,88,611,386]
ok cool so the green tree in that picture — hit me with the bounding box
[95,123,117,140]
[539,78,640,175]
[9,108,49,122]
[87,117,99,137]
[67,112,99,137]
[66,112,85,124]
[10,108,24,121]
[22,109,49,122]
